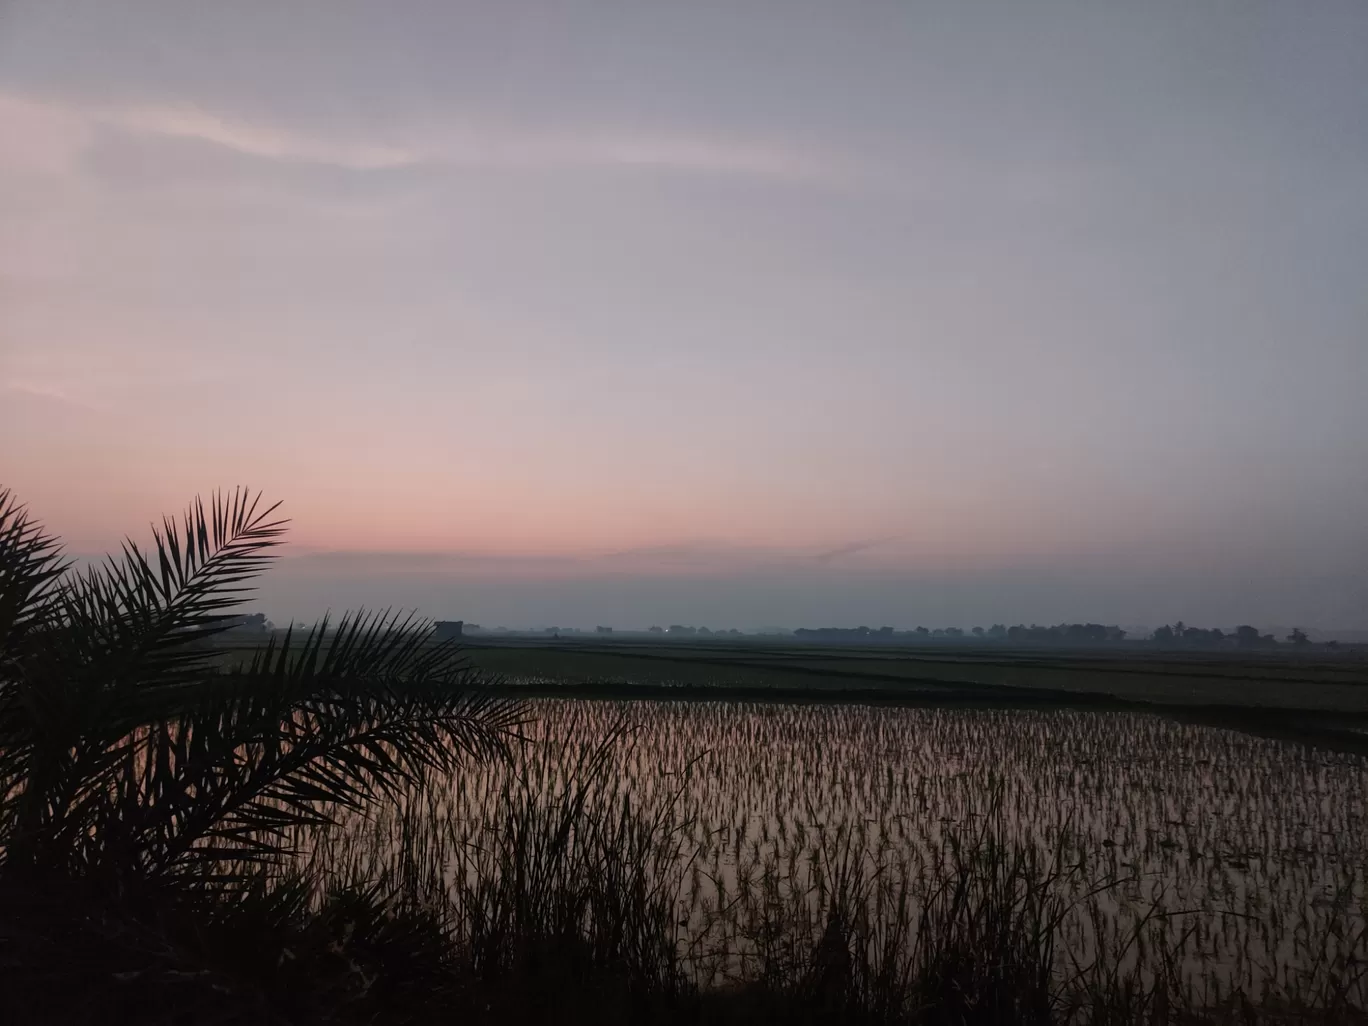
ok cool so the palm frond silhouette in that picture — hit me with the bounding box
[0,487,523,892]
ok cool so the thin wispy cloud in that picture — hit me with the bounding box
[0,359,229,411]
[814,536,905,564]
[0,91,852,184]
[110,105,421,170]
[0,380,106,413]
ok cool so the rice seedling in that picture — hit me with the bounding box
[301,699,1368,1022]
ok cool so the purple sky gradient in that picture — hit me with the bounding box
[3,1,1366,628]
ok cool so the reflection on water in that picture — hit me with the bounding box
[346,700,1368,993]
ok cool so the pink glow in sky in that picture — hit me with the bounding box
[3,2,1366,628]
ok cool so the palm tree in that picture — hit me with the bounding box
[0,486,524,896]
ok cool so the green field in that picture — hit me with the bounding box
[218,631,1368,751]
[456,636,1368,753]
[463,637,1367,702]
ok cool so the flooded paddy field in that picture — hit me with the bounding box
[323,698,1368,1007]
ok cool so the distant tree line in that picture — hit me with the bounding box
[787,622,1335,649]
[1002,623,1127,643]
[648,625,744,636]
[1148,622,1321,649]
[794,626,896,641]
[792,623,1127,644]
[436,620,1334,650]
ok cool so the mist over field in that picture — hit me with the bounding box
[248,546,1366,634]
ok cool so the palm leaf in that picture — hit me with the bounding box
[0,488,70,657]
[0,489,290,873]
[1,488,525,893]
[52,487,288,688]
[121,610,525,889]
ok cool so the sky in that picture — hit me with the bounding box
[2,0,1366,630]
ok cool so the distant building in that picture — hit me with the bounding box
[433,621,464,640]
[596,626,613,634]
[223,613,272,634]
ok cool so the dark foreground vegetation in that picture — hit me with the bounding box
[2,488,1364,1024]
